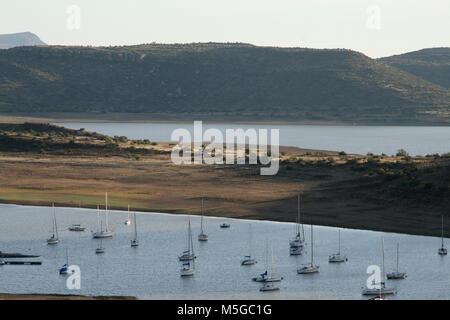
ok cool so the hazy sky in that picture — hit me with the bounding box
[2,0,449,58]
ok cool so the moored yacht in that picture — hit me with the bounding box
[297,225,320,274]
[198,198,208,241]
[47,203,59,245]
[92,193,114,238]
[362,238,397,296]
[328,229,347,263]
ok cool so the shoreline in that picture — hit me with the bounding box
[0,199,444,240]
[0,293,136,300]
[1,113,449,127]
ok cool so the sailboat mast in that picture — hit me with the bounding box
[271,244,274,277]
[311,224,314,266]
[96,204,100,232]
[105,192,109,231]
[52,203,57,237]
[396,243,399,273]
[134,211,137,239]
[201,198,204,233]
[381,237,386,288]
[189,220,195,268]
[442,215,444,249]
[338,229,341,255]
[249,224,253,257]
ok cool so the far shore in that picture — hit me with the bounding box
[0,122,449,240]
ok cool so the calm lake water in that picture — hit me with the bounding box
[1,203,449,300]
[56,122,450,156]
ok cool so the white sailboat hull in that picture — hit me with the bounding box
[241,258,257,266]
[328,254,347,263]
[297,265,320,274]
[180,269,195,277]
[362,287,397,295]
[47,238,59,245]
[198,233,208,241]
[260,284,279,292]
[92,231,114,238]
[387,271,407,279]
[290,246,303,255]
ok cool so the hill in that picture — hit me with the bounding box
[380,48,450,89]
[0,43,449,124]
[0,32,46,49]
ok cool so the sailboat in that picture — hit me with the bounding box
[387,243,407,279]
[297,225,320,274]
[328,229,347,263]
[47,203,59,245]
[131,211,139,247]
[180,220,195,276]
[438,215,447,255]
[362,238,397,296]
[289,194,305,255]
[92,193,114,238]
[59,249,69,274]
[252,241,282,282]
[241,224,257,265]
[179,220,197,261]
[95,240,105,254]
[260,246,280,292]
[124,204,132,225]
[198,198,208,241]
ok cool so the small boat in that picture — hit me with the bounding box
[47,203,59,245]
[198,198,208,241]
[260,283,279,292]
[328,229,347,263]
[289,194,305,250]
[220,223,230,228]
[387,243,407,279]
[0,259,5,266]
[438,215,447,255]
[362,238,396,296]
[59,249,70,275]
[259,246,280,292]
[252,270,282,283]
[124,205,132,225]
[131,211,139,247]
[298,225,320,274]
[241,224,257,265]
[68,224,86,232]
[289,246,303,256]
[92,193,114,238]
[95,240,105,254]
[362,286,397,296]
[179,220,196,261]
[180,220,195,277]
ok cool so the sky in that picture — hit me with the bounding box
[1,0,449,58]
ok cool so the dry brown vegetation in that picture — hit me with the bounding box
[0,123,449,237]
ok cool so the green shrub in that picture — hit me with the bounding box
[396,149,409,157]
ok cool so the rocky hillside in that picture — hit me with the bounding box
[0,43,449,124]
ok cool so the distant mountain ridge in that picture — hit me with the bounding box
[380,48,450,89]
[0,32,46,49]
[0,43,449,124]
